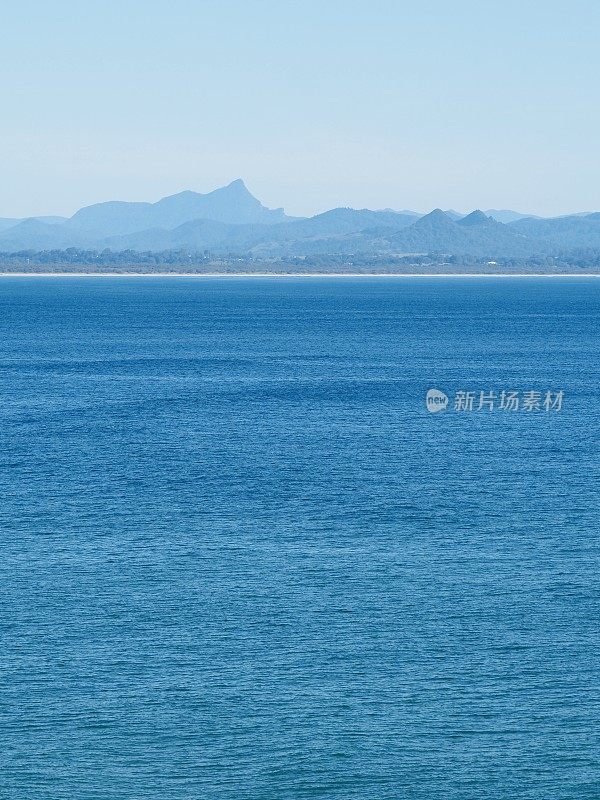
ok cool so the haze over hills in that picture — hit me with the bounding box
[0,215,67,233]
[1,180,599,258]
[484,209,539,224]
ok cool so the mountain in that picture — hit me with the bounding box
[103,219,259,252]
[0,182,599,258]
[102,208,417,253]
[362,209,540,257]
[0,219,82,250]
[280,207,415,237]
[252,208,416,254]
[457,209,492,226]
[67,179,289,238]
[378,209,479,252]
[251,209,536,258]
[485,209,538,223]
[507,212,600,249]
[406,208,467,243]
[0,215,67,234]
[0,204,554,257]
[242,209,531,258]
[0,219,18,233]
[387,209,422,218]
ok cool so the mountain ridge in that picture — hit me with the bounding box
[1,181,599,257]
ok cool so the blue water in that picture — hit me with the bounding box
[0,277,599,799]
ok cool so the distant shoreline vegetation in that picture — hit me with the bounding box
[1,248,599,274]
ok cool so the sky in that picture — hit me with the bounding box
[1,0,599,219]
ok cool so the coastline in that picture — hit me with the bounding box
[1,272,600,278]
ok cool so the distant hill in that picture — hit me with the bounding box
[103,219,258,252]
[277,207,415,237]
[485,209,538,223]
[507,213,600,249]
[0,219,20,233]
[0,181,598,258]
[0,215,67,234]
[0,219,82,250]
[67,179,289,237]
[372,209,536,257]
[102,208,417,253]
[313,209,551,258]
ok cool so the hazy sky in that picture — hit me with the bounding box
[2,0,599,218]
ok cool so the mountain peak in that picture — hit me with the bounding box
[226,178,247,190]
[414,209,456,227]
[458,209,492,226]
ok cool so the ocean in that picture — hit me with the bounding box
[0,276,598,799]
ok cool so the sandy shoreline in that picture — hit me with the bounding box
[0,272,599,278]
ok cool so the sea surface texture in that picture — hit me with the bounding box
[0,277,599,800]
